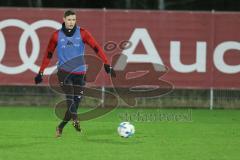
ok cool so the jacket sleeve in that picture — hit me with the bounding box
[80,28,109,64]
[39,31,58,73]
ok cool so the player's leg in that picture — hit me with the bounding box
[72,74,85,108]
[57,95,73,129]
[71,74,86,132]
[56,70,74,137]
[70,95,82,132]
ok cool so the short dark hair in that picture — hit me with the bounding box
[64,10,76,18]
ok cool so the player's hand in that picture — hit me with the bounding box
[104,64,116,77]
[34,72,43,84]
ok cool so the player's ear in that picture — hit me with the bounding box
[63,17,66,23]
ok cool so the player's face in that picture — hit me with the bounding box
[63,15,76,29]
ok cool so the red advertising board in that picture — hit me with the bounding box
[0,8,239,89]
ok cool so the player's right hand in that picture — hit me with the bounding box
[34,72,43,84]
[104,64,116,77]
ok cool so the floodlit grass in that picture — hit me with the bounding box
[0,106,239,160]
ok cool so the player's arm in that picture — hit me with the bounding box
[80,28,116,77]
[34,31,58,84]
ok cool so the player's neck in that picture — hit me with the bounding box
[62,23,76,37]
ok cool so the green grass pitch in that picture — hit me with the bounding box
[0,106,239,160]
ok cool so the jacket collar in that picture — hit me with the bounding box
[61,23,77,37]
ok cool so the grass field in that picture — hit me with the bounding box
[0,106,239,160]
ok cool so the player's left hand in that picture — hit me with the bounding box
[104,64,116,77]
[34,72,43,84]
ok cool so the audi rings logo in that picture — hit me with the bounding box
[0,19,61,74]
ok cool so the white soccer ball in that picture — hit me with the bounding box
[117,122,135,138]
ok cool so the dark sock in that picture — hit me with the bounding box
[58,121,68,129]
[57,95,82,129]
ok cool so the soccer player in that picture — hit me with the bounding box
[34,10,115,137]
